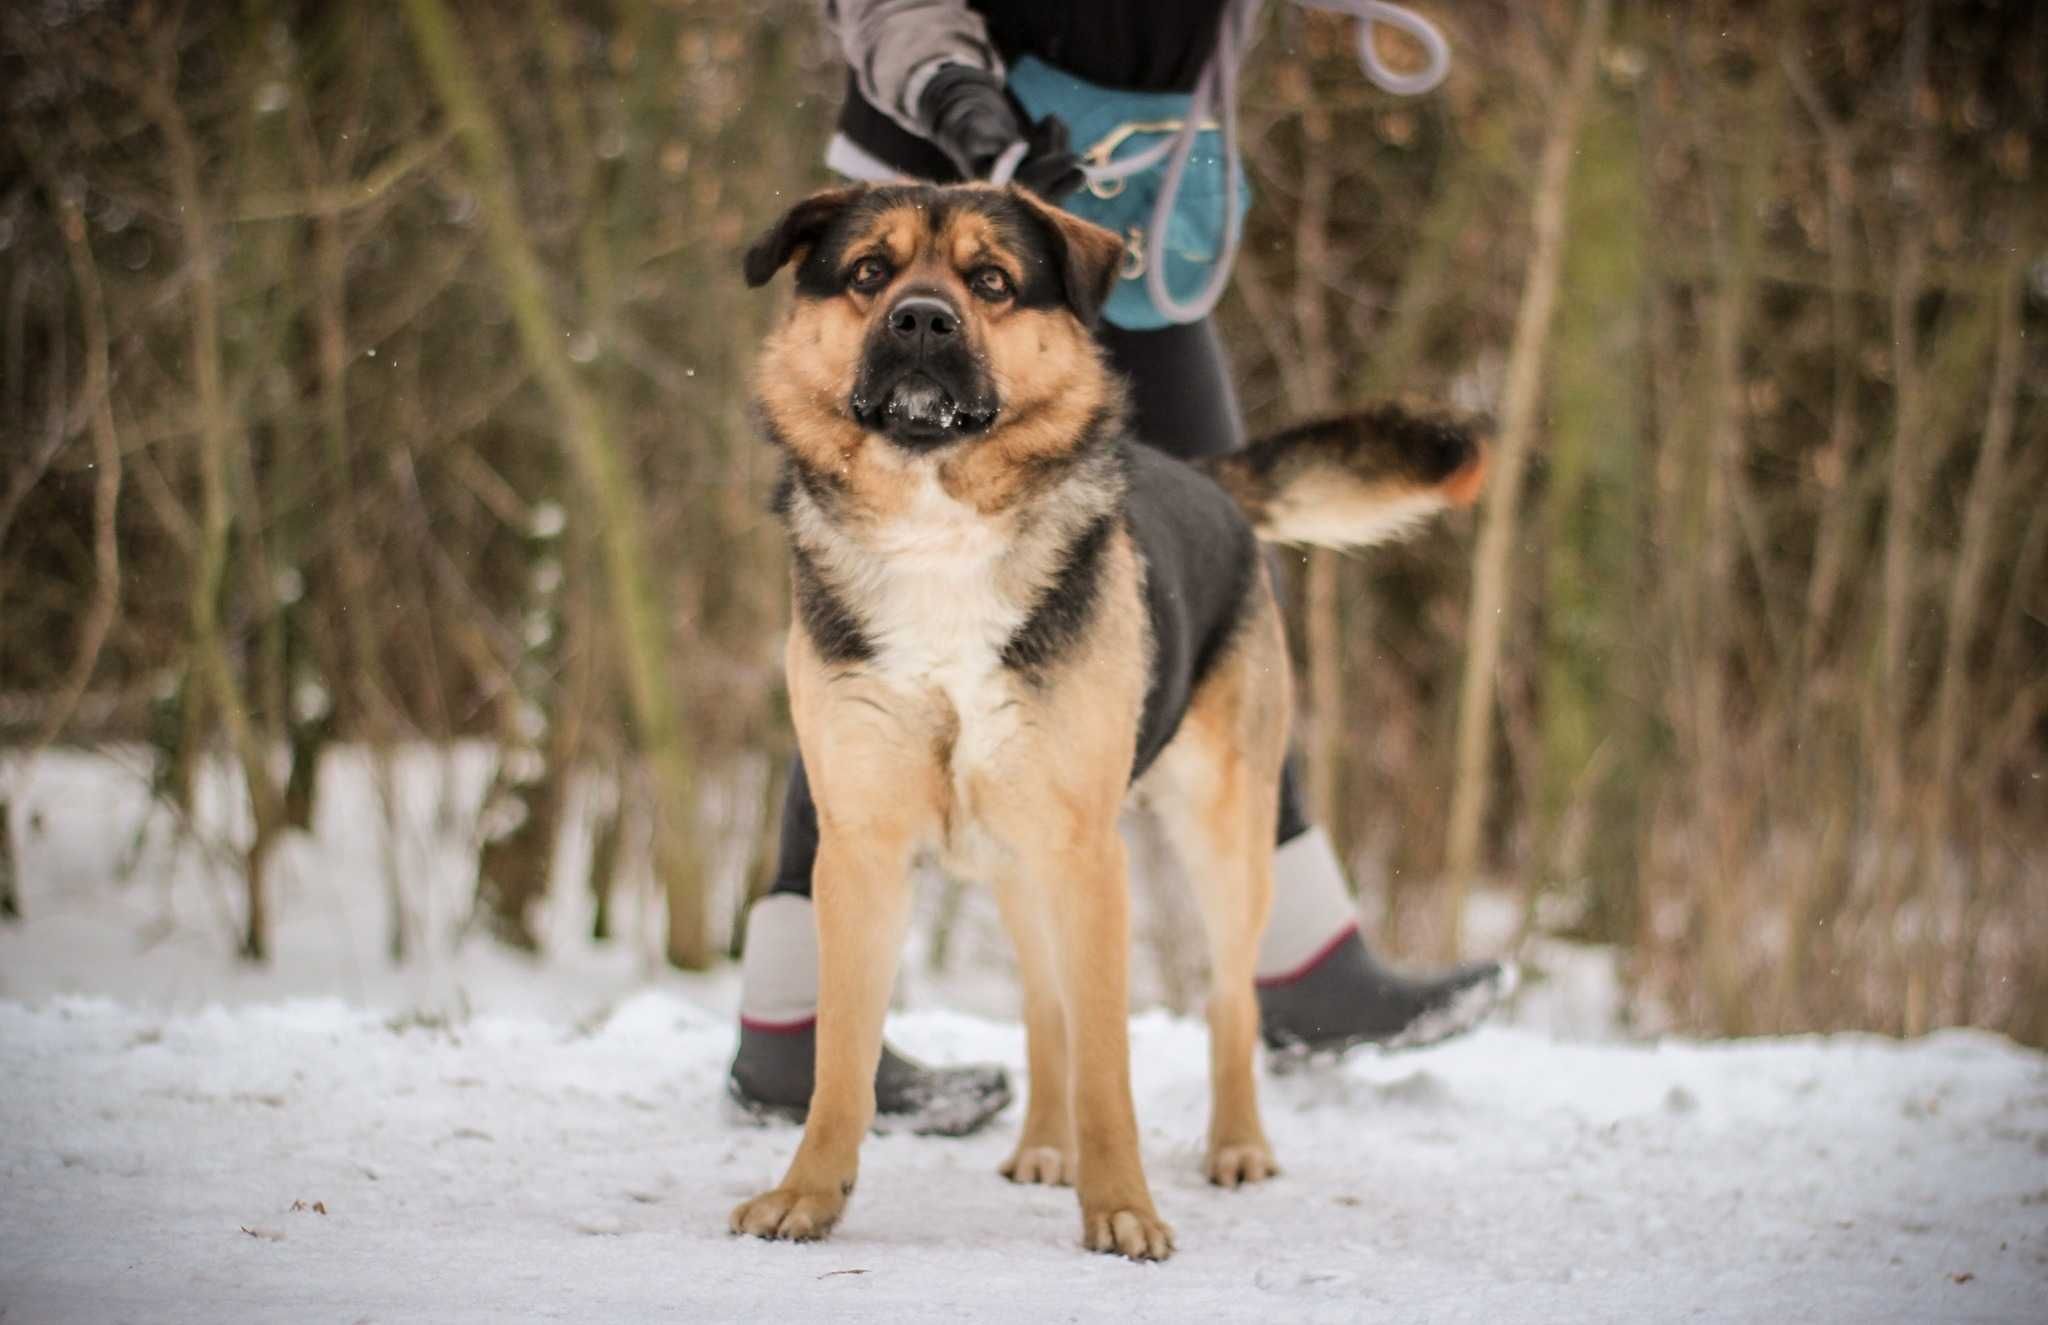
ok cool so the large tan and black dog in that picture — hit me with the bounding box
[732,182,1485,1261]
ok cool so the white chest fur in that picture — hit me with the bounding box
[849,470,1031,777]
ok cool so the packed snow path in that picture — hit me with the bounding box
[4,994,2043,1323]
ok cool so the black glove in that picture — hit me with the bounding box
[1011,114,1086,203]
[920,64,1020,180]
[919,65,1086,203]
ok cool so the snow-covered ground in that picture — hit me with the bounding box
[3,750,2045,1322]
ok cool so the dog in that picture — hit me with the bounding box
[731,181,1486,1260]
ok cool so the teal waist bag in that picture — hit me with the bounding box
[1004,55,1252,331]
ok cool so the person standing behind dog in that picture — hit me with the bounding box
[729,0,1511,1134]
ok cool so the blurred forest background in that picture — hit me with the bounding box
[1,0,2042,1044]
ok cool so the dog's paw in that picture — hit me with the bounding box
[1000,1144,1077,1186]
[1082,1205,1176,1261]
[1205,1141,1279,1189]
[729,1186,846,1242]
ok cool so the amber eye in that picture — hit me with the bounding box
[847,257,890,293]
[969,266,1013,301]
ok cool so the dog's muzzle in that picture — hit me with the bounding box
[852,294,998,447]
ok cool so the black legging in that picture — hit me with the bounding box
[771,317,1311,895]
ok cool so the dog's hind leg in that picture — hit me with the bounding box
[1173,786,1281,1188]
[1143,596,1290,1188]
[1045,825,1175,1258]
[970,770,1170,1255]
[991,870,1076,1186]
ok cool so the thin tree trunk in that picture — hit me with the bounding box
[296,62,401,779]
[589,782,624,943]
[1293,102,1342,830]
[1925,263,2022,839]
[1875,0,1933,1032]
[1539,81,1645,945]
[1781,44,1865,687]
[728,753,789,956]
[925,875,970,977]
[0,801,18,922]
[1441,0,1611,956]
[1875,0,1931,834]
[1778,48,1868,1017]
[1694,32,1784,1033]
[371,748,411,963]
[27,180,122,753]
[1914,260,2024,1024]
[472,501,569,950]
[241,826,280,964]
[143,48,288,961]
[403,0,709,968]
[1693,243,1759,1035]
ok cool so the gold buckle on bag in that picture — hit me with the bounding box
[1083,117,1221,199]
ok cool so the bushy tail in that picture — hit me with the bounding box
[1198,403,1489,549]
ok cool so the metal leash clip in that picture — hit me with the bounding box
[1083,118,1222,199]
[1118,226,1148,278]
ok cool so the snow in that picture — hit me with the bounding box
[4,751,2046,1323]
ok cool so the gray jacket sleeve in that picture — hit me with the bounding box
[824,0,1005,137]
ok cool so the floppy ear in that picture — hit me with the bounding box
[1008,186,1125,326]
[742,186,864,288]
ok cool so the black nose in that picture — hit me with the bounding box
[887,295,958,345]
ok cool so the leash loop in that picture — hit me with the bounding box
[1068,0,1451,324]
[1338,0,1452,97]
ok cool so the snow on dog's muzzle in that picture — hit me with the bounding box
[852,293,998,448]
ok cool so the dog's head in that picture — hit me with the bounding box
[744,183,1123,452]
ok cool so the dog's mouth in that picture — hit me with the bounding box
[852,372,998,448]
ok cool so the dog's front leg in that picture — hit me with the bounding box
[730,825,914,1242]
[1050,829,1174,1261]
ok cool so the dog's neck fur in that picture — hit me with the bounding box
[775,411,1127,689]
